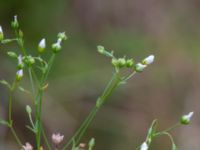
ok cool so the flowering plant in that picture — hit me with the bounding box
[0,16,193,150]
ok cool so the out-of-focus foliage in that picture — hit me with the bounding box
[0,0,200,150]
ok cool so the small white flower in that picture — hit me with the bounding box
[140,142,148,150]
[52,133,64,145]
[143,55,155,65]
[21,142,33,150]
[135,63,147,72]
[181,112,194,125]
[38,38,46,52]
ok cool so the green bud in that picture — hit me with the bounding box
[58,32,67,41]
[38,38,46,53]
[24,56,35,66]
[26,105,32,114]
[88,138,95,150]
[52,39,62,53]
[135,63,147,72]
[97,45,105,54]
[11,15,19,29]
[118,58,126,68]
[180,112,194,125]
[0,26,4,41]
[111,58,119,67]
[16,69,23,81]
[126,59,134,68]
[7,51,18,58]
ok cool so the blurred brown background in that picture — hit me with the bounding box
[0,0,200,149]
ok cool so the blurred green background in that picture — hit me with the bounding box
[0,0,200,149]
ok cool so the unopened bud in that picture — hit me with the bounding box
[126,59,134,68]
[0,26,4,41]
[26,105,32,114]
[118,58,126,68]
[180,112,194,125]
[16,69,23,81]
[142,55,155,65]
[24,55,35,67]
[135,63,147,72]
[11,15,19,29]
[88,138,95,150]
[17,55,24,69]
[97,45,105,54]
[38,38,46,53]
[52,38,62,53]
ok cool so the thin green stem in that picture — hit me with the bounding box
[7,80,23,148]
[61,107,96,150]
[35,53,56,150]
[75,107,98,144]
[10,126,23,147]
[28,67,35,96]
[155,123,180,137]
[42,126,52,150]
[62,71,122,150]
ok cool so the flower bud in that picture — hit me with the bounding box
[135,63,147,72]
[26,105,32,114]
[88,138,95,150]
[0,26,4,41]
[142,55,155,65]
[11,15,19,29]
[7,51,18,58]
[111,58,119,67]
[52,38,62,53]
[126,59,134,68]
[140,142,148,150]
[16,69,23,81]
[38,38,46,53]
[24,55,35,67]
[57,32,67,41]
[17,55,24,69]
[118,58,126,68]
[97,45,105,54]
[180,112,194,125]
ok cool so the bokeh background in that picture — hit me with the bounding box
[0,0,200,149]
